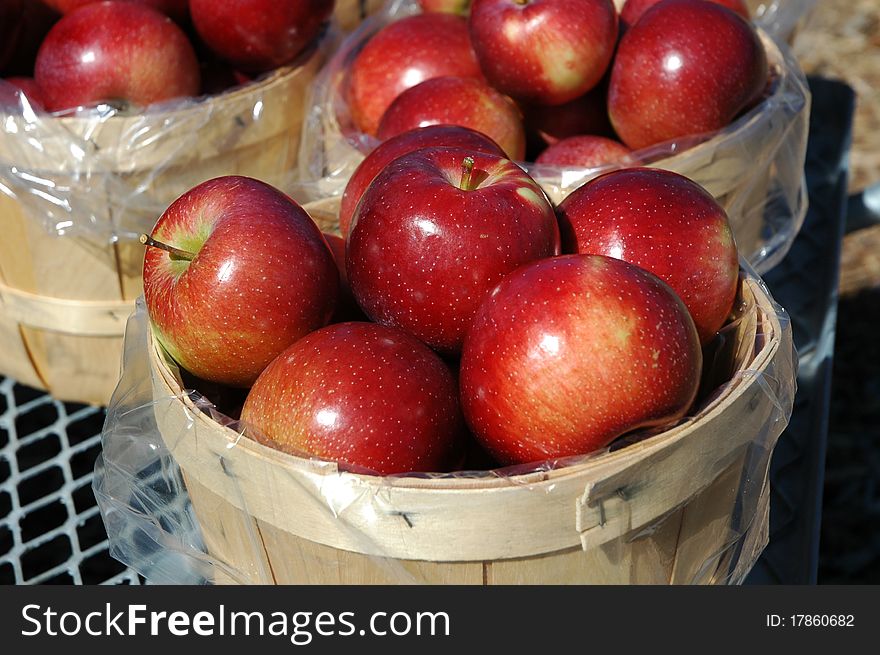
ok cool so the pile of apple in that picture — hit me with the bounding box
[142,125,741,476]
[0,0,334,112]
[341,0,768,168]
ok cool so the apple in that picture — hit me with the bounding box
[190,0,332,73]
[468,0,618,105]
[322,232,367,322]
[1,77,46,110]
[0,0,24,71]
[376,77,526,161]
[620,0,749,29]
[419,0,471,14]
[522,83,614,154]
[34,1,200,112]
[534,135,633,168]
[339,124,505,237]
[347,13,483,136]
[142,175,339,387]
[40,0,189,20]
[608,0,767,150]
[460,254,702,465]
[557,168,739,343]
[240,322,465,475]
[347,146,559,354]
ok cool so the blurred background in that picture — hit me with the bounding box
[792,0,880,583]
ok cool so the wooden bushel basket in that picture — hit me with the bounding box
[0,48,322,406]
[148,217,791,583]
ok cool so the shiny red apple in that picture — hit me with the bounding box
[347,13,482,136]
[620,0,749,29]
[468,0,618,105]
[190,0,332,73]
[376,77,526,161]
[608,0,767,150]
[339,124,505,237]
[534,135,633,168]
[557,168,739,343]
[347,147,559,354]
[34,1,200,111]
[41,0,189,20]
[240,322,464,475]
[460,254,702,465]
[142,176,339,387]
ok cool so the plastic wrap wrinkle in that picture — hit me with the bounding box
[94,260,795,583]
[0,39,327,241]
[296,0,811,273]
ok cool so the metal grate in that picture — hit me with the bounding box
[0,376,139,585]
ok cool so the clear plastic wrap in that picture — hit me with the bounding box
[0,41,326,242]
[750,0,818,42]
[297,0,811,273]
[94,263,796,585]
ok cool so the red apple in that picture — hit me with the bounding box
[418,0,471,14]
[534,135,634,168]
[557,168,739,343]
[347,13,483,136]
[1,77,46,110]
[34,1,199,112]
[0,0,24,71]
[142,176,339,387]
[190,0,331,73]
[41,0,189,20]
[339,125,505,237]
[460,254,702,465]
[522,83,614,153]
[376,77,526,161]
[348,147,559,354]
[608,0,767,150]
[468,0,618,105]
[620,0,749,29]
[240,322,464,475]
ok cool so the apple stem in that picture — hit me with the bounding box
[139,234,196,261]
[460,157,475,191]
